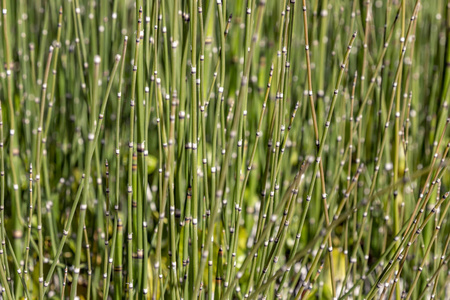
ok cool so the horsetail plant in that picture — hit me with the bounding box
[0,0,448,299]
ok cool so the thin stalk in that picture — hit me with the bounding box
[189,0,200,295]
[111,35,128,300]
[35,46,54,300]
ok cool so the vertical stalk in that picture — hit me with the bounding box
[35,46,53,300]
[111,35,128,300]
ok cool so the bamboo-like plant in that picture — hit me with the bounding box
[0,0,448,299]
